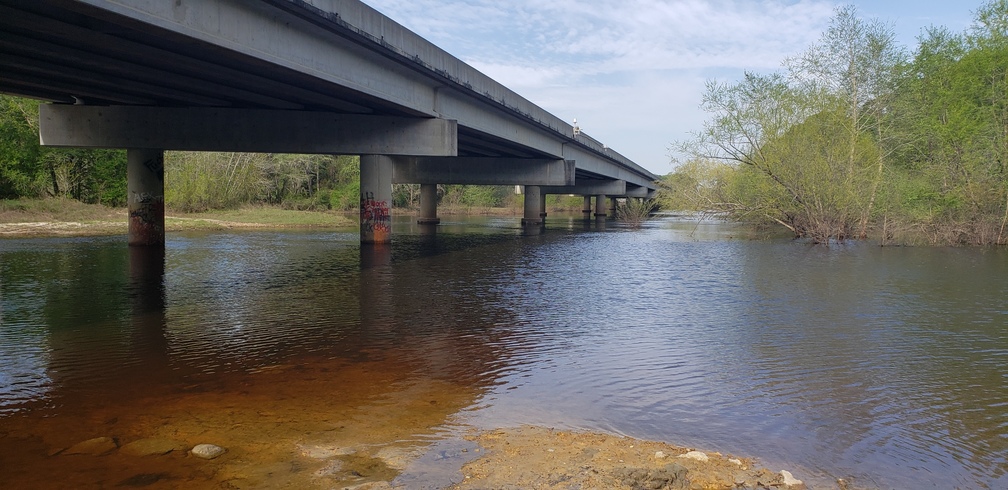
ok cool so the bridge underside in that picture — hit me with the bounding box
[1,0,657,244]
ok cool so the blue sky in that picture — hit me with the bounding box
[365,1,988,175]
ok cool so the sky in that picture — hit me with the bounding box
[365,1,988,175]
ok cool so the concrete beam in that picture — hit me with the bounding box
[540,180,626,196]
[39,105,457,156]
[624,186,650,198]
[392,157,574,185]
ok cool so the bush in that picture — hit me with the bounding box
[329,182,360,211]
[616,199,657,227]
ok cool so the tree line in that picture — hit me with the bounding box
[664,1,1008,245]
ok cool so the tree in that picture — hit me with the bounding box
[785,5,907,237]
[885,0,1008,244]
[676,6,906,242]
[675,71,847,239]
[0,95,127,204]
[0,95,46,198]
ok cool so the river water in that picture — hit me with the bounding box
[1,215,1005,488]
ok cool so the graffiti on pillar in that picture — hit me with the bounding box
[360,192,391,239]
[144,156,165,183]
[128,194,165,245]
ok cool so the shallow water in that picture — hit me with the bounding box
[1,215,1006,488]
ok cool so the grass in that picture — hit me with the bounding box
[0,197,123,223]
[0,198,355,237]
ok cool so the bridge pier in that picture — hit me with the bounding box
[609,197,618,216]
[417,183,440,224]
[594,194,607,218]
[127,149,166,247]
[540,192,547,219]
[521,185,543,227]
[360,155,393,244]
[583,196,592,218]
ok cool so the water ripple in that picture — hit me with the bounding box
[1,220,1006,488]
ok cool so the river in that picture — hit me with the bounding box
[1,215,1005,488]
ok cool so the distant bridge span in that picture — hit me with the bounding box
[0,0,658,244]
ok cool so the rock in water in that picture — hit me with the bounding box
[63,437,118,456]
[191,443,226,459]
[780,469,804,487]
[120,438,184,456]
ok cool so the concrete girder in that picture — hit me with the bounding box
[624,186,650,198]
[561,144,654,189]
[58,0,655,187]
[391,157,574,186]
[39,105,457,156]
[540,180,627,196]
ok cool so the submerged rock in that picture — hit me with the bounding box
[120,438,185,456]
[297,443,354,459]
[191,443,226,459]
[63,437,118,456]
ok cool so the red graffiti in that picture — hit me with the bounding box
[360,192,391,239]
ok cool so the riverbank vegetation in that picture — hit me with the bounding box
[665,1,1008,245]
[615,198,657,228]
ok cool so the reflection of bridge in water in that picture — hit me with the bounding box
[0,0,658,245]
[0,229,545,488]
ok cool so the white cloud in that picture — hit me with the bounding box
[364,0,840,173]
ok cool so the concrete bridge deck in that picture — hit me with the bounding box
[0,0,658,244]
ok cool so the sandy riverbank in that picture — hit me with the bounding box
[0,206,356,238]
[448,426,807,490]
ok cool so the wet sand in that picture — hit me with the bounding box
[453,426,805,490]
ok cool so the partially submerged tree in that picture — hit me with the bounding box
[675,5,905,243]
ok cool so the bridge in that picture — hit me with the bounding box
[0,0,658,245]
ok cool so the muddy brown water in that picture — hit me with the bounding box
[1,215,1006,488]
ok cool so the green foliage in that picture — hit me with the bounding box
[676,1,1008,244]
[615,199,656,227]
[165,152,265,211]
[546,194,583,211]
[0,95,127,205]
[439,185,512,208]
[658,158,736,211]
[392,184,420,208]
[331,181,361,211]
[163,152,363,212]
[0,96,44,198]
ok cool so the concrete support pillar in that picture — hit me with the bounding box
[539,192,547,218]
[522,185,542,226]
[610,197,618,215]
[417,183,440,224]
[583,196,592,217]
[127,148,165,247]
[360,154,393,244]
[594,194,607,218]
